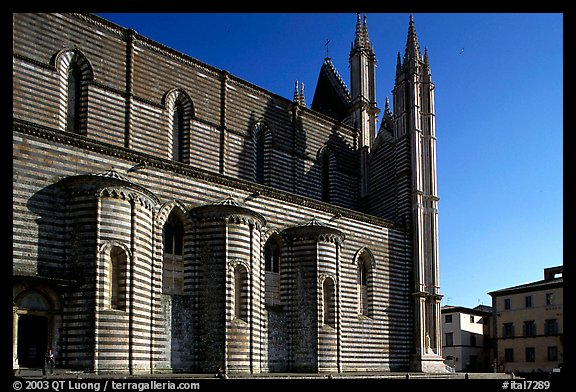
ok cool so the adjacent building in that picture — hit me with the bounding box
[441,305,493,372]
[488,266,563,373]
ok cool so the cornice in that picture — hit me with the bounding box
[13,119,404,232]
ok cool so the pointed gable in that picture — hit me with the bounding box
[311,58,351,122]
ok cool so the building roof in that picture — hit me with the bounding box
[441,305,493,316]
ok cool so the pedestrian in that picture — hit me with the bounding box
[45,349,55,374]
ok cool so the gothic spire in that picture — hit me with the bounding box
[423,47,431,74]
[352,13,372,52]
[396,51,402,76]
[403,14,422,64]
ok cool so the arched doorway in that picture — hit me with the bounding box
[13,288,58,369]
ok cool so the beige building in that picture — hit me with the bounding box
[488,266,563,373]
[441,305,493,372]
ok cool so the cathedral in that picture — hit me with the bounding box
[12,13,445,374]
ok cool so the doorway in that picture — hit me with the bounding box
[17,315,48,368]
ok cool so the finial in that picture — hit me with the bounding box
[299,82,306,108]
[404,14,422,63]
[324,38,331,59]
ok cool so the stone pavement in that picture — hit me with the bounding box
[13,368,517,380]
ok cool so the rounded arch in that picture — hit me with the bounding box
[53,48,93,134]
[252,120,272,142]
[53,48,94,80]
[156,200,191,229]
[99,240,132,259]
[13,284,61,313]
[353,247,376,270]
[162,88,195,117]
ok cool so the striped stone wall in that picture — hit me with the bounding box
[12,13,421,374]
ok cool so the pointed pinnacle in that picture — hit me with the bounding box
[404,14,422,63]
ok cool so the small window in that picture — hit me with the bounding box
[548,346,558,362]
[525,295,532,308]
[546,292,554,305]
[470,315,475,323]
[504,298,511,310]
[470,333,477,347]
[503,322,515,338]
[524,320,536,337]
[445,314,453,323]
[525,347,535,362]
[545,319,558,336]
[505,348,514,362]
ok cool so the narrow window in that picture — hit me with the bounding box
[504,298,511,310]
[256,133,265,184]
[234,266,248,321]
[323,278,335,327]
[172,103,185,162]
[445,314,453,323]
[321,152,331,202]
[264,235,281,307]
[163,212,184,295]
[525,347,535,362]
[357,251,373,316]
[359,262,368,315]
[470,315,475,323]
[525,295,532,308]
[66,64,82,133]
[110,246,127,310]
[546,292,554,305]
[445,332,453,347]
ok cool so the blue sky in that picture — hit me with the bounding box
[98,13,563,309]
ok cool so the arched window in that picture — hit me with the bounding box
[66,64,82,133]
[323,277,335,327]
[357,250,374,317]
[163,211,185,295]
[55,49,92,135]
[164,89,193,164]
[234,265,248,321]
[264,235,281,307]
[252,121,271,184]
[110,246,127,310]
